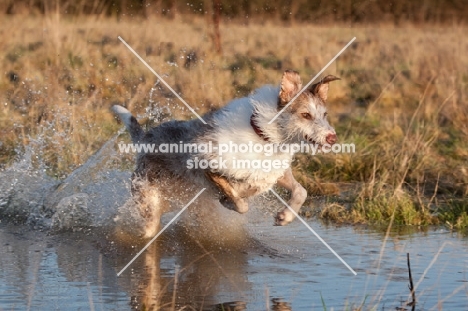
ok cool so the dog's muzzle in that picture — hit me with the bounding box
[326,133,337,145]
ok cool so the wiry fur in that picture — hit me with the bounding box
[112,70,340,237]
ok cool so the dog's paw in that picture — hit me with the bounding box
[274,211,288,226]
[219,196,237,210]
[274,209,295,226]
[219,196,249,214]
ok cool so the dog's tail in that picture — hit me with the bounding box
[111,105,144,142]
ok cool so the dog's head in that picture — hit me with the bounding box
[277,70,340,146]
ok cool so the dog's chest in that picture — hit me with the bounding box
[200,129,292,185]
[198,88,291,184]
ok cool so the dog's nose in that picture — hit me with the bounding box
[326,133,337,145]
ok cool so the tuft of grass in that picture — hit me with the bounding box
[438,200,468,231]
[351,188,435,226]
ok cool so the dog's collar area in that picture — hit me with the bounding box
[250,113,270,142]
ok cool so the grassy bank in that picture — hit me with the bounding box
[0,14,467,229]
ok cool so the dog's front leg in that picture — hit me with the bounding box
[275,168,307,225]
[205,171,250,214]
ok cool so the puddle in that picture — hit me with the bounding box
[1,219,467,310]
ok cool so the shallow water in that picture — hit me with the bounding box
[1,139,467,310]
[1,219,467,310]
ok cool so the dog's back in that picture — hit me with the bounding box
[113,105,209,184]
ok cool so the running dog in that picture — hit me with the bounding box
[112,70,339,237]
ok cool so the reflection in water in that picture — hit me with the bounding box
[2,220,468,310]
[0,219,297,310]
[121,227,254,310]
[116,223,297,310]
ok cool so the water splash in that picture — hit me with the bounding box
[0,93,259,248]
[145,80,173,123]
[0,142,58,228]
[0,128,250,248]
[0,135,132,232]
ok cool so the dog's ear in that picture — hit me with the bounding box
[278,70,302,108]
[310,75,340,103]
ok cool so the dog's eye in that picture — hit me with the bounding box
[301,113,312,120]
[324,112,328,117]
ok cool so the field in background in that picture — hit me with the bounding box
[0,14,467,229]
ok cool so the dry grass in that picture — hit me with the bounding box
[1,14,467,227]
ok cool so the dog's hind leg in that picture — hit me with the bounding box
[274,168,307,226]
[205,171,250,214]
[130,175,166,239]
